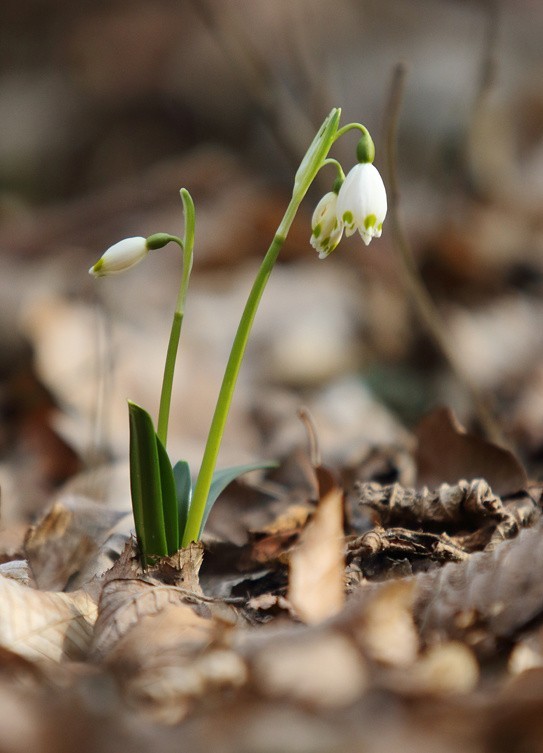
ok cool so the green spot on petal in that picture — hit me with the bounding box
[313,224,321,239]
[377,222,383,232]
[343,211,353,224]
[364,214,377,230]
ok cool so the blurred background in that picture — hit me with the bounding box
[1,0,543,524]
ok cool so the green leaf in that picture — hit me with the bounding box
[156,436,179,555]
[198,461,278,538]
[173,460,192,542]
[128,401,168,562]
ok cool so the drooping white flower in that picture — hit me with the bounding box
[310,191,344,259]
[335,163,387,246]
[89,236,149,277]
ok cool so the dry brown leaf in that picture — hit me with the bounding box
[415,407,527,497]
[352,580,419,668]
[92,562,239,723]
[92,544,207,661]
[288,467,345,624]
[147,544,205,592]
[358,479,513,530]
[125,648,247,724]
[509,627,543,675]
[24,497,128,591]
[0,575,97,662]
[0,560,33,586]
[398,641,479,695]
[91,579,205,661]
[252,630,367,708]
[416,520,543,652]
[348,527,469,581]
[116,606,242,724]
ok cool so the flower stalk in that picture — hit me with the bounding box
[183,108,343,545]
[157,190,195,445]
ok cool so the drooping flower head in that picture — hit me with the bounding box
[89,233,176,277]
[310,124,387,257]
[336,161,387,246]
[310,191,344,259]
[89,236,149,277]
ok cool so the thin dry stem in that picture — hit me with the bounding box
[384,62,507,448]
[297,407,322,468]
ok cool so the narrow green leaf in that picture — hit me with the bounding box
[198,461,278,538]
[128,401,168,561]
[173,460,192,542]
[156,437,179,554]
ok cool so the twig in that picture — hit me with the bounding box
[297,406,322,468]
[384,62,507,447]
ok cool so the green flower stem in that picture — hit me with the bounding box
[156,189,195,446]
[182,201,295,545]
[183,109,341,546]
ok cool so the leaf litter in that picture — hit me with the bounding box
[1,390,543,751]
[3,35,543,746]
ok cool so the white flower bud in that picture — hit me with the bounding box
[336,163,387,246]
[89,236,149,277]
[310,191,344,259]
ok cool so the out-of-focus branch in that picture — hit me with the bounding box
[384,62,507,447]
[188,0,318,172]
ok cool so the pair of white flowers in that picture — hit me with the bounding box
[89,156,387,278]
[310,162,387,259]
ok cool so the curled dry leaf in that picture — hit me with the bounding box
[416,521,543,653]
[348,527,469,581]
[288,467,345,624]
[0,575,97,662]
[352,479,539,579]
[357,479,514,531]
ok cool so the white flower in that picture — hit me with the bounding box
[310,191,344,259]
[336,163,387,246]
[89,236,149,277]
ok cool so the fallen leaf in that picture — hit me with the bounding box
[416,520,543,653]
[24,497,128,591]
[415,407,527,496]
[358,479,515,530]
[402,641,479,695]
[352,580,419,668]
[288,467,345,624]
[0,575,97,662]
[252,630,367,708]
[509,628,543,675]
[348,526,469,581]
[92,541,207,660]
[0,559,33,586]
